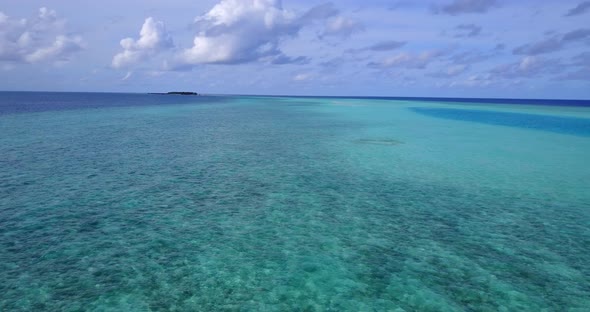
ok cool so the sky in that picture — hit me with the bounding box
[0,0,589,99]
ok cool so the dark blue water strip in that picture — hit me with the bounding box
[0,92,229,115]
[410,107,590,137]
[244,95,590,107]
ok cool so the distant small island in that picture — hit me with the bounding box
[149,92,200,96]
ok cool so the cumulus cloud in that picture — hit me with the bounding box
[565,1,590,17]
[434,0,498,15]
[0,8,83,64]
[490,56,563,78]
[449,50,492,65]
[320,16,364,38]
[368,51,444,69]
[428,64,469,77]
[172,0,346,68]
[112,17,173,69]
[293,73,312,81]
[299,2,339,22]
[513,28,590,55]
[25,35,84,63]
[122,71,132,81]
[513,38,563,55]
[177,0,302,66]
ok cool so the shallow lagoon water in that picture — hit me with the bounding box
[1,93,589,311]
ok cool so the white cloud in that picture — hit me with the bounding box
[320,16,364,38]
[369,51,444,69]
[112,17,173,69]
[513,28,590,56]
[0,8,83,64]
[293,73,312,81]
[172,0,338,68]
[178,0,297,65]
[490,56,563,78]
[25,35,83,63]
[122,71,132,81]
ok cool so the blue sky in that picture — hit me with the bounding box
[0,0,589,99]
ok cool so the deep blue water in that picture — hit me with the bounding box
[411,107,590,136]
[0,92,228,115]
[1,92,589,311]
[255,95,590,107]
[3,92,589,116]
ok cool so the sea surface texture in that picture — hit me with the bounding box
[1,92,589,311]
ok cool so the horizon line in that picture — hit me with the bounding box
[1,90,590,103]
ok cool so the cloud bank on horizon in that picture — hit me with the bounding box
[0,0,589,98]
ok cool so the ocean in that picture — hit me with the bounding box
[1,92,589,311]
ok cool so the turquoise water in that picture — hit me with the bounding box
[1,93,590,311]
